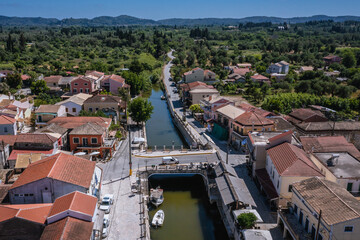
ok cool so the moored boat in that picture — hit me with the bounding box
[150,187,164,207]
[161,95,166,100]
[151,210,165,227]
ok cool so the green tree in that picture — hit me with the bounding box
[0,82,10,95]
[6,73,22,89]
[237,213,257,229]
[189,104,204,113]
[128,97,154,125]
[19,32,26,52]
[129,59,143,74]
[30,80,49,95]
[14,60,26,72]
[342,51,357,68]
[79,110,107,117]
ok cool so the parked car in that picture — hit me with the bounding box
[99,194,114,214]
[161,156,179,165]
[102,212,110,238]
[173,88,179,93]
[102,226,108,238]
[171,82,176,87]
[169,77,173,81]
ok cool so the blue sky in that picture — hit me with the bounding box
[0,0,359,20]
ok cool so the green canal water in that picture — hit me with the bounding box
[145,86,187,148]
[149,175,229,240]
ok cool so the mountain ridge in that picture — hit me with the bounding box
[0,14,359,26]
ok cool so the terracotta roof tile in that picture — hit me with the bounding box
[84,94,122,104]
[0,115,16,124]
[235,111,274,126]
[8,149,54,161]
[0,204,52,224]
[0,135,17,146]
[36,105,62,113]
[289,108,327,122]
[69,122,105,135]
[251,74,269,80]
[44,76,62,84]
[267,142,323,177]
[40,217,94,240]
[10,153,96,189]
[48,191,97,219]
[238,103,274,117]
[300,136,360,160]
[48,117,111,129]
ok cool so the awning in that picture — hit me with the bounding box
[255,168,279,200]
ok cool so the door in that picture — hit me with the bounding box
[311,225,316,239]
[83,138,88,146]
[299,211,303,225]
[305,218,309,232]
[42,191,52,203]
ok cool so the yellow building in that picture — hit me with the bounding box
[278,177,360,240]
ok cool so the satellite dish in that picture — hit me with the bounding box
[74,152,86,156]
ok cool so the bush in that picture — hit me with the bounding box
[237,213,257,229]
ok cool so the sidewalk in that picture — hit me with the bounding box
[101,174,142,240]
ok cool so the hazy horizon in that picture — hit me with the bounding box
[0,0,359,20]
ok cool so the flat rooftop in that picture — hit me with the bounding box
[248,131,298,145]
[314,152,360,179]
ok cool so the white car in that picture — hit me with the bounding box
[99,194,114,214]
[102,214,110,238]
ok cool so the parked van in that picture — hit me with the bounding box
[161,156,179,165]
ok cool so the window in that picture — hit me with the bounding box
[277,180,279,189]
[73,88,77,93]
[91,138,98,144]
[272,171,274,179]
[84,83,88,86]
[66,108,68,112]
[96,108,99,111]
[14,194,19,197]
[288,185,293,192]
[4,127,8,133]
[74,83,78,86]
[53,83,56,86]
[73,137,80,144]
[294,204,298,215]
[89,108,93,112]
[80,88,83,93]
[344,226,353,232]
[347,182,353,192]
[85,88,89,93]
[72,108,76,113]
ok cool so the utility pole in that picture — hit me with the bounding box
[315,210,322,240]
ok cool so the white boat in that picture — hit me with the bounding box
[150,187,164,207]
[151,210,165,227]
[161,95,166,100]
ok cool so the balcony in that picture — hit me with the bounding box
[278,210,313,240]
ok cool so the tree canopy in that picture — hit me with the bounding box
[128,97,154,125]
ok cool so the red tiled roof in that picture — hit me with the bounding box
[0,115,16,124]
[48,191,97,219]
[267,143,323,177]
[0,135,17,146]
[268,131,293,143]
[255,168,279,200]
[15,133,58,144]
[40,217,94,240]
[233,68,250,76]
[0,204,52,224]
[300,136,360,160]
[108,74,125,83]
[21,75,31,81]
[48,117,111,129]
[289,108,327,122]
[251,74,269,80]
[8,149,54,161]
[44,76,62,84]
[180,81,214,92]
[235,111,274,126]
[10,153,96,189]
[238,103,274,117]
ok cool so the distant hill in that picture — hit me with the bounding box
[0,15,359,26]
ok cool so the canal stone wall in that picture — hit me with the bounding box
[162,77,209,148]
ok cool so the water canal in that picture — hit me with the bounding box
[148,175,229,240]
[145,86,187,148]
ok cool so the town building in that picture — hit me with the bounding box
[0,204,52,240]
[323,55,342,65]
[35,105,67,128]
[299,66,314,73]
[180,81,217,106]
[83,95,126,122]
[69,122,116,157]
[101,74,129,95]
[70,71,104,94]
[251,74,271,84]
[9,153,102,204]
[267,61,289,74]
[287,108,328,125]
[295,121,360,150]
[213,105,245,141]
[55,93,92,116]
[183,67,216,83]
[278,177,360,240]
[200,95,233,122]
[0,115,17,135]
[44,75,62,89]
[264,142,323,206]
